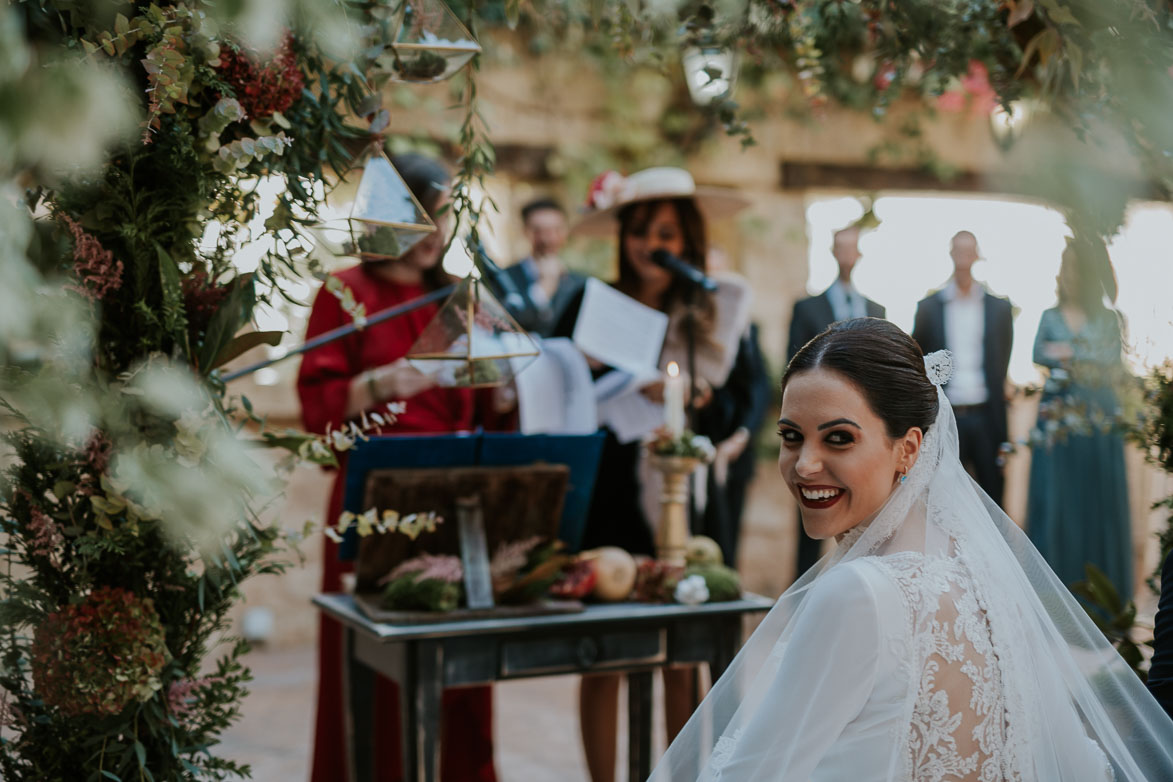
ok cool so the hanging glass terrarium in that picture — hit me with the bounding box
[311,151,437,262]
[406,275,540,388]
[347,152,437,260]
[386,0,482,84]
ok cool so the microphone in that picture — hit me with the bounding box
[651,249,719,292]
[470,241,528,314]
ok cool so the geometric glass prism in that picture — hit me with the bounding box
[406,275,540,388]
[387,0,482,85]
[682,44,737,106]
[347,151,437,260]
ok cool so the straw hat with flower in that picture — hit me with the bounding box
[572,167,748,238]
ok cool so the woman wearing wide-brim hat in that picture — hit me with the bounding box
[554,166,760,782]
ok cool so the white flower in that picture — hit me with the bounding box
[587,170,627,210]
[674,574,710,606]
[690,434,717,461]
[329,428,355,452]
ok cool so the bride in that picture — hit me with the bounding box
[651,318,1173,781]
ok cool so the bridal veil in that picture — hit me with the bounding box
[650,351,1173,781]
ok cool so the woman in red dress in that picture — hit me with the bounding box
[297,153,509,782]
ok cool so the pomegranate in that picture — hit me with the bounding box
[549,559,598,599]
[584,546,637,602]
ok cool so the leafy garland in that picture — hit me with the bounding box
[0,0,428,778]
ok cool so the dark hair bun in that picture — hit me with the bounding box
[783,318,938,438]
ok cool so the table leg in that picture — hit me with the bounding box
[710,616,741,681]
[403,642,443,782]
[344,628,376,782]
[626,670,654,782]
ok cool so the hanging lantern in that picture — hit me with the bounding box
[406,275,540,388]
[989,101,1032,150]
[386,0,482,84]
[311,150,437,262]
[682,40,737,106]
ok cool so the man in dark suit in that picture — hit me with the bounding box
[787,226,885,359]
[786,225,885,577]
[912,230,1014,506]
[502,197,586,338]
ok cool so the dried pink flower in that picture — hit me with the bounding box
[28,505,63,567]
[166,676,222,721]
[489,536,543,592]
[59,214,123,301]
[0,691,20,728]
[385,553,463,585]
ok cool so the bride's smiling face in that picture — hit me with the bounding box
[778,368,922,541]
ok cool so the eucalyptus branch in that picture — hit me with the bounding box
[447,7,497,254]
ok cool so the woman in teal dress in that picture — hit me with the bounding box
[1027,238,1132,600]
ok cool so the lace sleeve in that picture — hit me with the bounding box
[708,562,884,780]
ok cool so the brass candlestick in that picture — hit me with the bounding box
[650,454,701,566]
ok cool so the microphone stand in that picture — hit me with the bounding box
[685,283,700,536]
[220,284,456,382]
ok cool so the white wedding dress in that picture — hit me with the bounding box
[651,354,1173,782]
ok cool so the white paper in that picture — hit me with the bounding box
[572,278,669,377]
[512,338,598,435]
[598,385,666,444]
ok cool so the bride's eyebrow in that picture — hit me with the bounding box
[777,418,800,429]
[818,418,860,431]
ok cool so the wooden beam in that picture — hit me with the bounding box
[778,160,1168,201]
[494,143,556,181]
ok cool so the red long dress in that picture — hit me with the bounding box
[297,264,506,782]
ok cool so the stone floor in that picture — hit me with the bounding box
[217,642,682,780]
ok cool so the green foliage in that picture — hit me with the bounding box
[683,562,741,603]
[0,0,416,778]
[381,574,464,612]
[1076,363,1173,679]
[1072,563,1148,680]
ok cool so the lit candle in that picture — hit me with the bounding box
[664,361,685,437]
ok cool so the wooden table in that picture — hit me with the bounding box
[314,593,774,782]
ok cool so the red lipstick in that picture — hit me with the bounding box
[797,484,845,510]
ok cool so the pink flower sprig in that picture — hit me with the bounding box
[489,536,543,593]
[166,676,222,722]
[0,691,22,729]
[27,505,64,568]
[59,214,123,301]
[385,554,463,585]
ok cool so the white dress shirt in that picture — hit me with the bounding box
[942,280,987,406]
[826,280,868,323]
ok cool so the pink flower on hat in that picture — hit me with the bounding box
[586,170,627,210]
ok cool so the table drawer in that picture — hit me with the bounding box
[499,629,667,677]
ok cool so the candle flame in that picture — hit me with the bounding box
[666,362,680,377]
